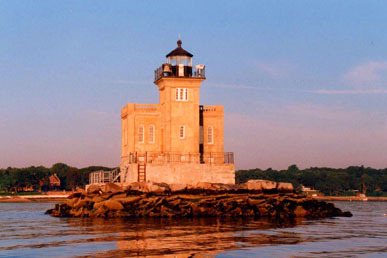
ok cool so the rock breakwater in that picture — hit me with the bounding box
[46,181,352,219]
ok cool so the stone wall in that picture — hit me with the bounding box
[122,163,235,185]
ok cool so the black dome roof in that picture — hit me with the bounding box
[166,40,193,58]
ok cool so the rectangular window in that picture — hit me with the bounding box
[208,126,213,144]
[138,125,144,143]
[179,125,185,139]
[175,88,188,101]
[148,125,155,144]
[180,88,184,100]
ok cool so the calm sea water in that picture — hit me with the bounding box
[0,201,385,257]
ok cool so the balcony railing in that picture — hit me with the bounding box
[126,151,234,165]
[154,64,205,82]
[200,105,217,112]
[134,104,159,113]
[89,168,120,184]
[224,152,234,164]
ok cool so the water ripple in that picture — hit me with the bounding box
[0,201,385,257]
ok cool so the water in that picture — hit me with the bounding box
[0,202,385,257]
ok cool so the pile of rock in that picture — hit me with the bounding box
[46,181,352,219]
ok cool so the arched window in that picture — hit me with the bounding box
[138,125,144,143]
[207,126,214,144]
[148,125,155,144]
[179,125,185,139]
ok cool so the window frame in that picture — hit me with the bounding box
[138,124,144,144]
[207,126,214,144]
[179,125,185,139]
[175,88,188,101]
[148,125,155,144]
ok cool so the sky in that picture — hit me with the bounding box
[0,0,386,170]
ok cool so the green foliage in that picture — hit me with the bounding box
[0,164,116,192]
[236,165,387,196]
[1,162,385,196]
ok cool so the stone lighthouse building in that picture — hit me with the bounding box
[120,40,235,185]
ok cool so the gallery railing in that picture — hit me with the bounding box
[125,151,234,165]
[154,64,206,81]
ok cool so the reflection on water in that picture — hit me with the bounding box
[108,217,302,257]
[0,202,386,257]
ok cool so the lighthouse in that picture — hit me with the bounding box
[120,40,235,184]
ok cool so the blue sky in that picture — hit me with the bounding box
[1,1,386,169]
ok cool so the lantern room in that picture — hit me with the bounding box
[166,39,193,66]
[154,40,205,81]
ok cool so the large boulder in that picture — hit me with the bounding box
[93,201,105,210]
[145,182,170,193]
[211,183,230,190]
[92,196,105,203]
[110,193,127,200]
[73,199,88,209]
[76,188,86,194]
[243,180,278,192]
[244,180,263,191]
[260,180,277,191]
[90,206,107,217]
[103,183,124,194]
[277,182,294,192]
[68,192,83,199]
[127,182,147,192]
[103,200,124,211]
[195,182,213,190]
[87,184,101,194]
[294,206,308,217]
[115,196,141,205]
[169,184,187,192]
[65,198,78,208]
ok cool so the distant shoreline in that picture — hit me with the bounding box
[1,195,386,203]
[312,196,387,201]
[0,195,68,203]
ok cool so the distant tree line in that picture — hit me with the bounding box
[0,163,115,193]
[2,163,386,196]
[236,165,387,196]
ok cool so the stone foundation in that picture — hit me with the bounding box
[122,163,235,185]
[46,182,352,219]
